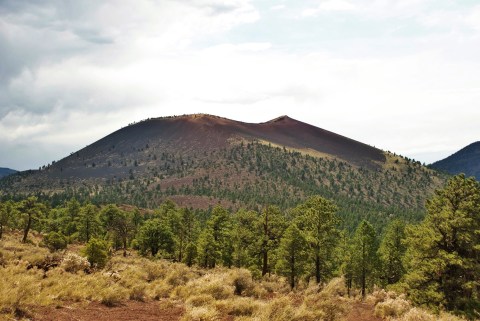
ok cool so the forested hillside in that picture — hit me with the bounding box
[0,115,446,232]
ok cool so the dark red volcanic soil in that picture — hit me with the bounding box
[32,301,184,321]
[94,114,385,168]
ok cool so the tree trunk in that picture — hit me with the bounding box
[361,266,366,298]
[123,238,127,257]
[290,253,295,289]
[0,224,3,239]
[22,214,32,243]
[347,277,352,297]
[315,252,321,283]
[86,219,91,242]
[262,249,268,276]
[178,238,183,262]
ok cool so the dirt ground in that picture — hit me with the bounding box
[32,300,184,321]
[30,299,380,321]
[346,301,382,321]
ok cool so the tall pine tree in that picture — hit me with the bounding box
[351,220,378,297]
[404,174,480,317]
[378,219,406,286]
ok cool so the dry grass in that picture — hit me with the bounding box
[369,290,467,321]
[0,233,352,321]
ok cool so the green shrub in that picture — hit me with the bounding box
[82,238,109,269]
[43,232,67,252]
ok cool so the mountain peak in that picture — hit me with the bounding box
[266,115,293,123]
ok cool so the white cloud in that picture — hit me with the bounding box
[0,0,480,169]
[302,0,356,16]
[466,5,480,31]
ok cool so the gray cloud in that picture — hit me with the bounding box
[0,0,479,171]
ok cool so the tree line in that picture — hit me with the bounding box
[0,174,478,318]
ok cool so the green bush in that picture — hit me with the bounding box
[82,238,109,269]
[43,232,67,252]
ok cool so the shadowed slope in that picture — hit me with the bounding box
[0,168,17,179]
[431,142,480,180]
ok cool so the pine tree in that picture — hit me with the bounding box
[100,205,134,256]
[258,205,287,276]
[78,203,101,242]
[231,209,258,270]
[275,223,309,289]
[137,218,174,257]
[337,230,354,296]
[197,205,232,268]
[294,195,339,283]
[197,228,219,268]
[19,196,46,243]
[403,174,480,316]
[378,219,406,286]
[0,200,16,239]
[64,198,81,236]
[176,208,199,262]
[351,220,378,297]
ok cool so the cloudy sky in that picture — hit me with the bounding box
[1,0,479,170]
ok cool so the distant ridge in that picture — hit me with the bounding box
[431,142,480,180]
[0,168,17,179]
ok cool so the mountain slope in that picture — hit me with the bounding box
[0,168,17,179]
[0,114,446,231]
[430,142,480,180]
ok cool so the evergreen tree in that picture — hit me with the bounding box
[100,205,134,256]
[197,228,219,268]
[294,195,339,283]
[351,220,378,297]
[197,205,232,268]
[78,203,101,242]
[0,200,16,239]
[258,205,286,276]
[404,174,480,316]
[19,196,46,243]
[137,218,174,257]
[176,208,199,262]
[275,223,309,289]
[231,209,258,270]
[337,230,354,296]
[378,219,406,286]
[64,198,81,236]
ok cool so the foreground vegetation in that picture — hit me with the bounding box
[0,231,468,321]
[0,174,479,319]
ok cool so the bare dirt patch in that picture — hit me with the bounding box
[346,301,382,321]
[32,300,184,321]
